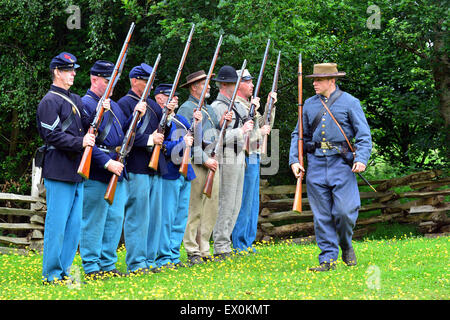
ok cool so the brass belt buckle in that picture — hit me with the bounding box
[320,141,332,149]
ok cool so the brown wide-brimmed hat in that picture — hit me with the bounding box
[180,70,212,88]
[305,63,346,78]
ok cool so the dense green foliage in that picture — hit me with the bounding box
[0,0,448,191]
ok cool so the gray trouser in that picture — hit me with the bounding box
[213,149,245,254]
[183,163,220,257]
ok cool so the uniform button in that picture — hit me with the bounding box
[322,118,325,121]
[321,131,325,135]
[322,124,325,128]
[322,138,326,141]
[79,129,82,132]
[323,149,326,153]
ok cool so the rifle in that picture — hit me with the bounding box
[203,59,247,198]
[77,22,135,179]
[243,38,270,155]
[149,24,195,171]
[104,54,161,205]
[261,50,281,155]
[293,53,304,213]
[179,34,223,178]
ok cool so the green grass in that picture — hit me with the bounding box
[0,235,448,300]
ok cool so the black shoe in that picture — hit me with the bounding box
[202,255,213,262]
[174,262,186,269]
[342,247,357,266]
[187,255,204,266]
[42,277,76,286]
[103,269,126,278]
[308,261,336,272]
[85,271,103,281]
[128,267,152,276]
[150,266,162,273]
[213,252,231,262]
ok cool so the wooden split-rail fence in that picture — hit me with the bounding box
[258,170,450,243]
[0,161,45,254]
[0,164,448,254]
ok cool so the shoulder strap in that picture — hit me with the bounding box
[310,90,343,134]
[318,95,354,153]
[172,116,188,131]
[49,90,81,117]
[215,98,243,129]
[48,90,77,131]
[96,112,114,145]
[137,105,158,135]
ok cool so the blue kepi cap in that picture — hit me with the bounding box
[50,52,80,70]
[129,63,153,80]
[90,60,115,80]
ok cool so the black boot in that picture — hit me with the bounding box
[342,247,357,266]
[308,261,336,272]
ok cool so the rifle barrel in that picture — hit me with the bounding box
[77,22,135,179]
[104,54,161,204]
[261,50,281,155]
[179,35,223,178]
[293,53,303,213]
[203,59,247,198]
[149,24,195,171]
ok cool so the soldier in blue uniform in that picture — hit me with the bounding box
[153,84,202,269]
[37,52,96,284]
[117,63,170,274]
[79,60,146,280]
[289,63,372,272]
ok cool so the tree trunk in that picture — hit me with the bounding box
[432,21,450,129]
[9,109,19,156]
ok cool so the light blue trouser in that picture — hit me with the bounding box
[123,173,160,272]
[42,179,83,282]
[145,174,163,268]
[156,176,191,267]
[306,154,360,264]
[80,179,126,274]
[232,154,260,252]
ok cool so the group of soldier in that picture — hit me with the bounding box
[37,44,373,284]
[37,51,277,284]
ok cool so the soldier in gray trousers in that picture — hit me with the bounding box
[210,66,254,259]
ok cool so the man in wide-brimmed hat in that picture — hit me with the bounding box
[210,65,254,260]
[289,62,372,272]
[177,70,222,266]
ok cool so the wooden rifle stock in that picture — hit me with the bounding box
[243,38,270,155]
[293,53,304,213]
[78,128,95,179]
[179,34,223,178]
[104,173,119,205]
[202,165,216,198]
[178,144,190,178]
[203,59,247,198]
[78,22,135,179]
[149,24,195,171]
[261,50,281,155]
[104,54,162,204]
